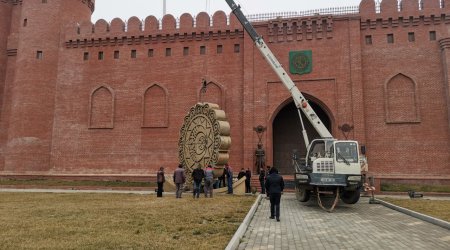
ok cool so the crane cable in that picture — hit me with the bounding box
[316,186,340,213]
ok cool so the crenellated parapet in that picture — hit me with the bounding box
[360,0,450,30]
[81,0,95,13]
[1,0,93,11]
[64,11,243,48]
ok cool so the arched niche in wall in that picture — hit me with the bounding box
[198,79,225,109]
[142,83,169,128]
[89,85,115,129]
[384,73,421,123]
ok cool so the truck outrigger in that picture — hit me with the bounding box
[225,0,365,212]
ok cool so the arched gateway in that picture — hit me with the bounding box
[272,99,332,175]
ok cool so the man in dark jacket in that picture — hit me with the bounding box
[237,168,246,180]
[191,165,204,198]
[265,167,284,222]
[156,166,165,197]
[245,168,252,193]
[258,167,266,194]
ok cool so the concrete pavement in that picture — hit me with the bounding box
[237,194,450,250]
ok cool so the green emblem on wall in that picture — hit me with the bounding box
[289,50,312,75]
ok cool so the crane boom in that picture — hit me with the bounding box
[225,0,332,139]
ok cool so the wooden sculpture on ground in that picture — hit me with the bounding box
[178,103,231,185]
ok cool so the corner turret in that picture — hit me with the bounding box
[4,0,95,172]
[0,1,12,102]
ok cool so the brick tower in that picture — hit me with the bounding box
[2,0,94,172]
[0,1,12,90]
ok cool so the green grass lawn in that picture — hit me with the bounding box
[381,198,450,222]
[381,183,450,193]
[0,192,256,249]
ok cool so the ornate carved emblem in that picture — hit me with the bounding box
[179,103,231,184]
[292,53,310,71]
[338,123,354,139]
[289,50,312,75]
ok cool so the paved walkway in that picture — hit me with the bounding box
[238,194,450,250]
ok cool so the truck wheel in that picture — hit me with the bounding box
[296,186,310,202]
[341,189,360,204]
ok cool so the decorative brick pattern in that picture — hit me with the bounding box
[89,86,115,129]
[200,81,225,109]
[268,17,334,42]
[384,73,420,123]
[142,84,168,128]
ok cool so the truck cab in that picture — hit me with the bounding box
[295,139,362,204]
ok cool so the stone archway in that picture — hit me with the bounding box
[272,100,331,174]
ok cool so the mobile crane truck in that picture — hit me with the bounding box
[225,0,364,212]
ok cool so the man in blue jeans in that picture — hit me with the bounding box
[191,165,204,198]
[265,167,284,222]
[225,164,233,194]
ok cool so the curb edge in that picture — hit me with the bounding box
[225,194,262,250]
[376,198,450,230]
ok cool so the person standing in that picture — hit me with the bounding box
[225,164,233,194]
[173,164,186,198]
[156,166,165,197]
[191,165,204,199]
[204,165,214,198]
[245,168,252,193]
[259,167,266,194]
[265,167,284,222]
[218,168,226,188]
[237,168,246,180]
[265,165,271,199]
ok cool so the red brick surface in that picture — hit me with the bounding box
[0,0,449,184]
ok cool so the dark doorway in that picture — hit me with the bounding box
[273,100,331,174]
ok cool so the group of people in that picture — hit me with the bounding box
[156,163,284,222]
[237,168,253,193]
[192,164,214,198]
[155,163,234,199]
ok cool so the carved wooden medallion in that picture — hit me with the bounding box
[179,103,231,184]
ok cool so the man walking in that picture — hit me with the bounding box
[173,164,186,198]
[265,167,284,222]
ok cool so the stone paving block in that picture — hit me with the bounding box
[238,194,450,249]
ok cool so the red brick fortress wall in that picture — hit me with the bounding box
[360,0,450,180]
[51,11,245,175]
[0,0,448,185]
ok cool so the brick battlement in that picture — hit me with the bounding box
[361,13,450,29]
[81,0,95,13]
[360,0,450,29]
[65,11,244,47]
[0,0,94,12]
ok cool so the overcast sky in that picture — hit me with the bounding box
[92,0,363,22]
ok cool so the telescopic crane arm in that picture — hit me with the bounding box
[225,0,333,140]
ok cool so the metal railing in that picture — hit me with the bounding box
[246,6,360,22]
[120,5,362,32]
